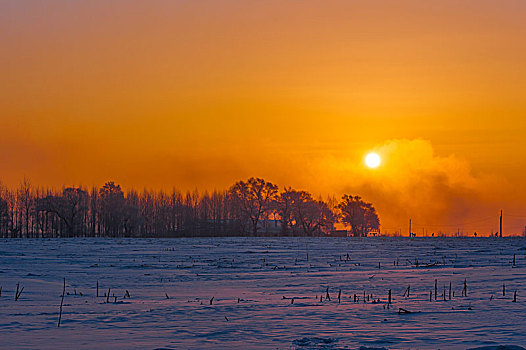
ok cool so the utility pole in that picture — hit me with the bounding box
[500,210,503,238]
[409,219,412,237]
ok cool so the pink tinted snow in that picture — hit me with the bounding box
[0,237,525,349]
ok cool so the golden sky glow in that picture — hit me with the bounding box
[1,1,526,234]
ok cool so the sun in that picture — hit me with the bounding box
[365,152,381,168]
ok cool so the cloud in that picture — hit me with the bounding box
[314,139,509,235]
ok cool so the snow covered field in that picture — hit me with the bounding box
[0,237,525,349]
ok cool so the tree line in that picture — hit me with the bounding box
[0,177,379,238]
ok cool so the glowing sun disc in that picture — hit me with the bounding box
[365,152,381,168]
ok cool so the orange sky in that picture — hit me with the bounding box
[1,1,526,234]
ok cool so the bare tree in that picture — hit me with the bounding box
[283,190,336,236]
[37,187,89,237]
[276,187,296,235]
[297,197,336,236]
[338,195,379,237]
[0,182,9,238]
[0,177,379,238]
[229,178,278,235]
[99,182,126,236]
[17,178,34,237]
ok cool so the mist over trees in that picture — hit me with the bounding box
[0,178,380,238]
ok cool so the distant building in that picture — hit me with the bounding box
[368,228,380,236]
[329,230,349,237]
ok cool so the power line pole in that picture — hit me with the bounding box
[409,219,412,237]
[500,210,503,238]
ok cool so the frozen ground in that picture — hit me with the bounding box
[0,237,525,350]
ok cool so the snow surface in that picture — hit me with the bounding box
[0,237,525,349]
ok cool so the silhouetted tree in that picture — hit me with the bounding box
[279,189,336,236]
[228,177,278,235]
[297,197,336,236]
[99,182,126,236]
[276,187,296,235]
[4,187,20,238]
[338,195,379,237]
[0,176,383,238]
[37,187,89,237]
[18,178,34,237]
[0,197,8,238]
